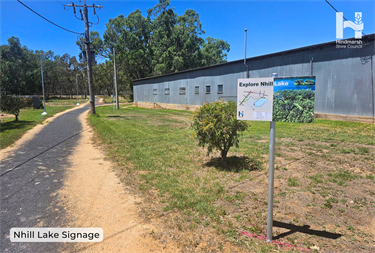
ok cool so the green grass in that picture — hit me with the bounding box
[88,106,375,251]
[309,173,324,184]
[45,97,87,106]
[1,106,73,149]
[288,177,299,187]
[100,96,131,104]
[89,106,225,216]
[326,170,361,186]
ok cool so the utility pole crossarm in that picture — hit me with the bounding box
[66,4,102,8]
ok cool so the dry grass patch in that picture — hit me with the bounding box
[89,106,375,252]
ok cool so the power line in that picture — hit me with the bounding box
[54,0,67,7]
[324,0,366,36]
[66,1,103,115]
[17,0,83,35]
[54,0,71,11]
[89,13,100,26]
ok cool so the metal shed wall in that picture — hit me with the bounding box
[133,36,375,121]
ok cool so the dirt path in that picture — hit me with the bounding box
[57,110,177,253]
[1,102,89,161]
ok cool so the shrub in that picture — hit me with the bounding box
[0,94,26,121]
[191,99,249,165]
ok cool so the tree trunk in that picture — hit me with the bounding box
[15,114,19,121]
[221,149,228,166]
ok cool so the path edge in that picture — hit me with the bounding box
[1,102,90,161]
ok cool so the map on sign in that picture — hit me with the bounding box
[239,90,272,111]
[237,78,274,121]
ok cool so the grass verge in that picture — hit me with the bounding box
[89,105,375,252]
[99,95,131,104]
[1,106,73,149]
[45,97,88,106]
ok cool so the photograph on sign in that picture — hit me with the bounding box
[273,77,316,123]
[237,78,274,121]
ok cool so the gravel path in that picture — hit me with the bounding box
[0,103,92,252]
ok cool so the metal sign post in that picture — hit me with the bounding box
[237,75,276,241]
[237,73,316,244]
[40,54,47,115]
[266,72,278,242]
[266,120,276,242]
[76,75,80,106]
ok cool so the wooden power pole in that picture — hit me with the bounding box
[67,0,102,114]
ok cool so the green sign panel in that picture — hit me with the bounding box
[273,77,316,123]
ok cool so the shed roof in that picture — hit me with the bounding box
[133,33,374,83]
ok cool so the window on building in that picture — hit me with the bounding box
[165,88,170,95]
[153,89,157,95]
[179,87,186,95]
[195,86,199,94]
[206,85,211,94]
[217,84,223,94]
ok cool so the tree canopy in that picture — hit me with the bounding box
[1,0,230,98]
[98,0,230,78]
[1,36,85,96]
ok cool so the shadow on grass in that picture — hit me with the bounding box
[0,120,34,132]
[205,155,263,173]
[46,97,86,101]
[104,115,138,119]
[273,220,342,240]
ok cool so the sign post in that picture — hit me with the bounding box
[76,75,80,106]
[266,72,278,242]
[40,54,47,116]
[237,74,316,243]
[266,120,276,242]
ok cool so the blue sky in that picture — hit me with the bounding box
[1,0,374,62]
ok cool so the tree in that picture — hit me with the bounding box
[200,37,230,66]
[99,0,230,78]
[190,100,249,165]
[104,10,152,79]
[76,31,105,62]
[1,37,40,95]
[1,37,86,98]
[147,0,177,75]
[0,94,26,121]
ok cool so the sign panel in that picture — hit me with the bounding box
[237,76,316,123]
[273,77,316,123]
[237,78,274,121]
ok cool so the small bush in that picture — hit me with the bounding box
[0,94,27,121]
[191,99,249,165]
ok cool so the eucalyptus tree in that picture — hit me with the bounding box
[103,10,152,80]
[147,0,177,75]
[73,0,230,96]
[200,37,230,67]
[1,37,40,95]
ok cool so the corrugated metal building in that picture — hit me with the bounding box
[133,34,375,123]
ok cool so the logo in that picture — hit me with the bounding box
[336,12,363,39]
[238,111,244,118]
